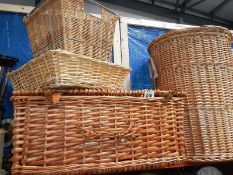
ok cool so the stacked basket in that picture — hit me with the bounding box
[9,0,131,90]
[9,0,187,174]
[148,26,233,163]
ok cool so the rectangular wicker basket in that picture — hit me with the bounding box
[24,0,119,61]
[8,50,131,90]
[11,89,186,175]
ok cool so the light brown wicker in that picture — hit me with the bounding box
[148,26,233,66]
[12,89,186,175]
[8,50,130,90]
[186,106,233,162]
[148,26,233,162]
[148,26,233,106]
[24,0,119,61]
[154,63,233,106]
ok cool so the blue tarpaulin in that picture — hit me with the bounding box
[128,25,168,90]
[0,12,32,168]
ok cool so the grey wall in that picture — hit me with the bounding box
[85,1,177,23]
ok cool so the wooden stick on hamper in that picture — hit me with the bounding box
[12,89,186,175]
[24,0,119,62]
[148,58,158,88]
[148,26,233,163]
[8,50,131,90]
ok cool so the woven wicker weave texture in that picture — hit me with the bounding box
[24,0,119,62]
[148,26,233,162]
[186,106,233,162]
[148,26,233,106]
[12,89,185,175]
[8,50,131,90]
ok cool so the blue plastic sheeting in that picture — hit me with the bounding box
[128,25,168,90]
[0,12,32,157]
[128,25,233,90]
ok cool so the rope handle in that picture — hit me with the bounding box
[81,122,136,138]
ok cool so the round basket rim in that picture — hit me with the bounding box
[148,26,233,54]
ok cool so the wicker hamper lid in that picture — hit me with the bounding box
[12,89,186,98]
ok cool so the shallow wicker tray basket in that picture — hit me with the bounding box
[24,0,119,61]
[8,50,130,90]
[148,26,233,162]
[12,89,186,174]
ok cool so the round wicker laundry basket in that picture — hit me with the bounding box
[148,26,233,162]
[148,26,233,106]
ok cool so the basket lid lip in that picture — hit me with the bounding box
[12,89,186,98]
[148,25,233,53]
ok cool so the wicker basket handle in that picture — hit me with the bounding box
[86,0,119,17]
[81,122,136,138]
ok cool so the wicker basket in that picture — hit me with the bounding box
[12,89,186,174]
[24,0,119,61]
[148,26,233,105]
[148,26,233,163]
[8,50,130,90]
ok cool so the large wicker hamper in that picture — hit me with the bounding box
[24,0,119,61]
[148,26,233,162]
[12,89,186,174]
